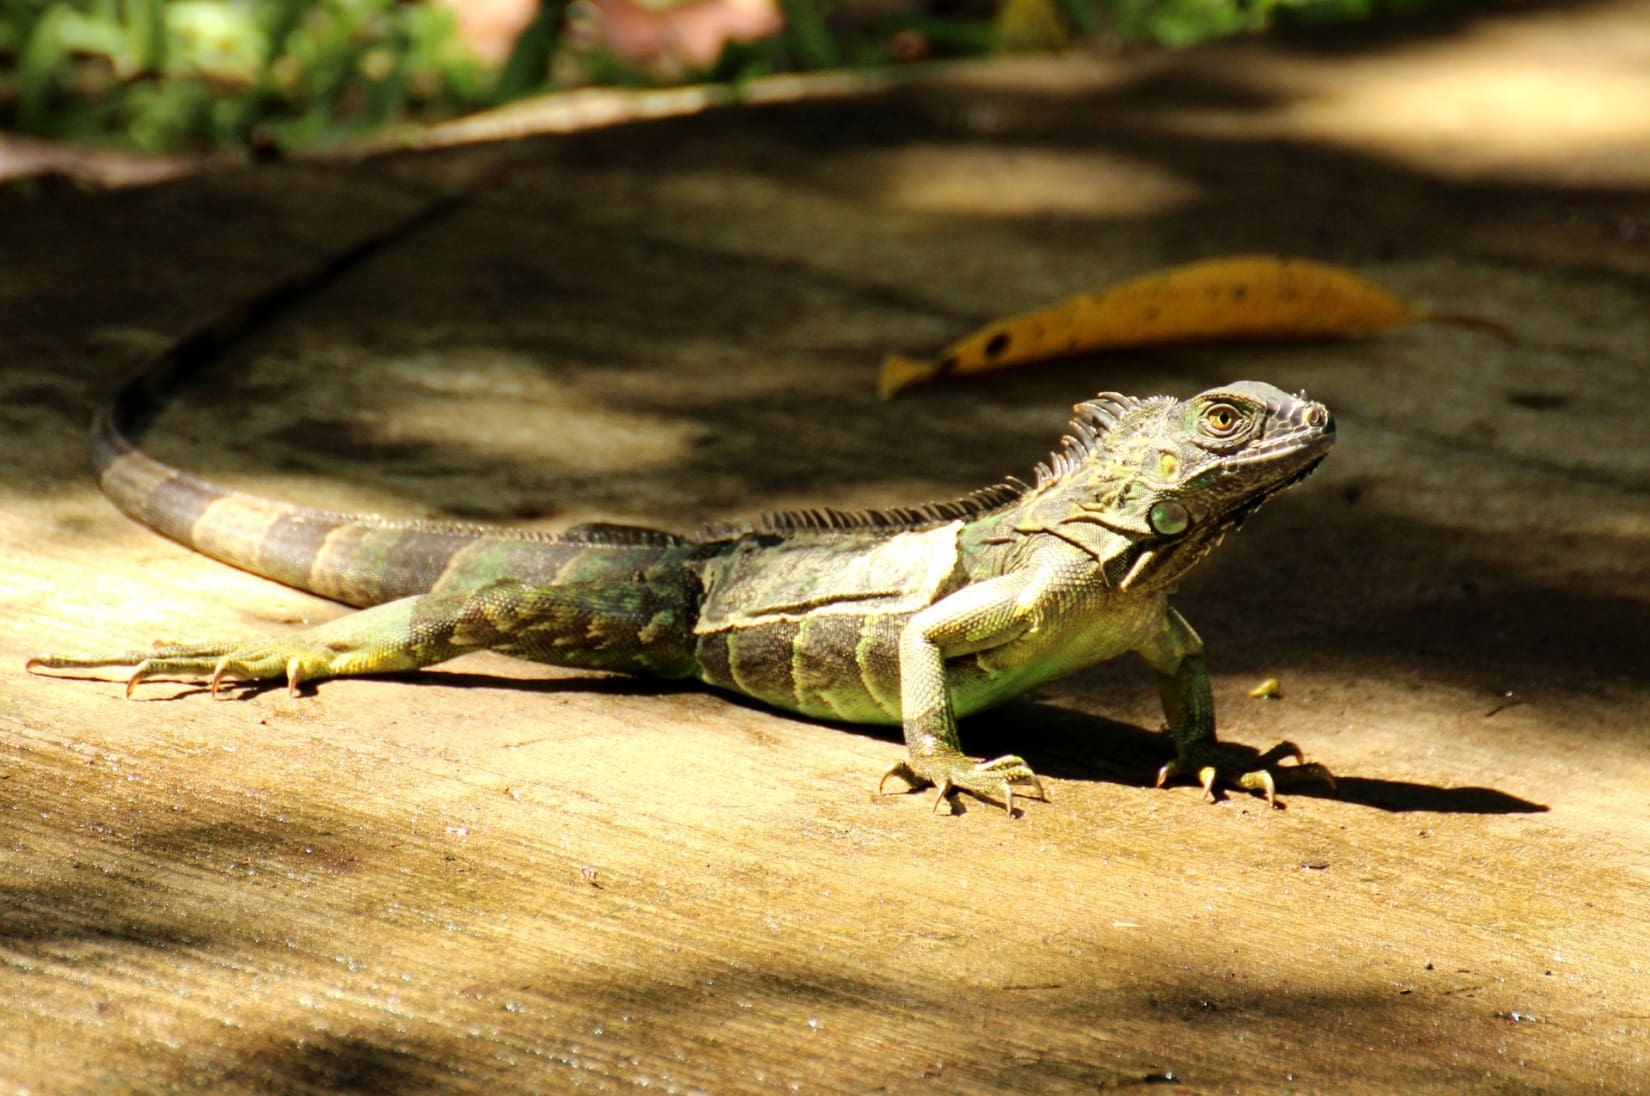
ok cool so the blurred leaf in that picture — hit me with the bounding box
[775,0,838,68]
[15,9,63,129]
[0,0,1472,153]
[167,1,265,81]
[1108,0,1272,45]
[891,14,996,54]
[493,0,563,101]
[126,0,166,72]
[994,0,1073,50]
[1051,0,1098,36]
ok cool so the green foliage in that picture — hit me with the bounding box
[1106,0,1273,46]
[0,0,499,151]
[773,0,839,69]
[493,0,563,101]
[1100,0,1465,45]
[0,0,1463,154]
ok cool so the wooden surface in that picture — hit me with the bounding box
[4,4,1650,1091]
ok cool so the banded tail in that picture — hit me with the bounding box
[91,404,682,607]
[83,184,685,609]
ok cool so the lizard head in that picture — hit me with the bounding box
[1025,381,1335,590]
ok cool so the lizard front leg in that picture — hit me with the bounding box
[1142,606,1334,806]
[877,572,1048,815]
[29,577,698,696]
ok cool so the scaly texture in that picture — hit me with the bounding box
[33,367,1336,813]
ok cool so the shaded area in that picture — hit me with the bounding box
[967,701,1551,814]
[0,734,1605,1092]
[32,659,1552,815]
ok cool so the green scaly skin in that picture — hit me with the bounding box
[31,367,1336,814]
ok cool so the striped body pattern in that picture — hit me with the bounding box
[694,613,907,725]
[36,376,1339,812]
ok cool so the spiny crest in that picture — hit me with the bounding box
[205,493,579,544]
[700,391,1170,541]
[1032,392,1165,488]
[697,481,1028,542]
[203,500,680,549]
[558,522,687,547]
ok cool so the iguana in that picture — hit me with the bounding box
[31,361,1335,813]
[28,197,1335,814]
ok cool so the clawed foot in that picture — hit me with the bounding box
[878,752,1049,816]
[28,638,345,698]
[1155,739,1336,808]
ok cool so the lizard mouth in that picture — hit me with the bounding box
[1225,446,1331,531]
[1217,396,1334,499]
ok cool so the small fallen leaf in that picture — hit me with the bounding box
[880,255,1510,398]
[1248,677,1282,700]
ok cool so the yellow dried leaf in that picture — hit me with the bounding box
[1248,677,1282,700]
[880,255,1498,398]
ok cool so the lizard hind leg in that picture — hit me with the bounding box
[28,593,479,696]
[473,576,701,679]
[27,571,703,697]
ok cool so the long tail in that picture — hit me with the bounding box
[90,186,680,608]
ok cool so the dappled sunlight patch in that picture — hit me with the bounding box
[1275,60,1650,184]
[382,351,703,474]
[376,392,700,475]
[1165,8,1650,186]
[842,144,1201,218]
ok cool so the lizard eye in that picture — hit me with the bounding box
[1149,499,1190,536]
[1201,403,1243,437]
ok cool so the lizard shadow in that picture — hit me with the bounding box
[459,675,1552,817]
[141,667,699,704]
[955,699,1549,816]
[115,670,1548,816]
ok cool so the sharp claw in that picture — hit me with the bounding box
[1157,738,1333,806]
[1246,767,1279,809]
[286,657,303,697]
[879,762,922,797]
[886,756,1044,816]
[1198,765,1218,802]
[124,668,143,699]
[210,658,230,699]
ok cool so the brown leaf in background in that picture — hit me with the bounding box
[880,255,1506,398]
